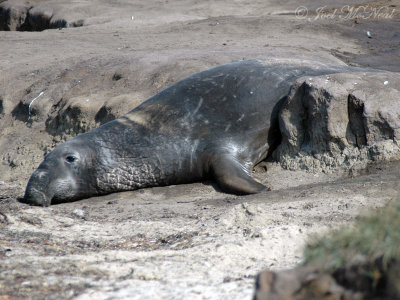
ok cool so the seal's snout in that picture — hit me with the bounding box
[24,187,51,207]
[24,170,52,207]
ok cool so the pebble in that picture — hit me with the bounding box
[72,209,85,218]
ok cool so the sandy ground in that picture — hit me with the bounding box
[1,162,399,299]
[0,0,399,299]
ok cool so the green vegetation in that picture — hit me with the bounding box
[304,193,400,296]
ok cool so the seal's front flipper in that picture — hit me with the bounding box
[211,155,266,195]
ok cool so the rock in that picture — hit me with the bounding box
[72,208,85,219]
[274,71,400,173]
[254,253,400,300]
[254,267,361,300]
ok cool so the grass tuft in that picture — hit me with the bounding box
[304,193,400,295]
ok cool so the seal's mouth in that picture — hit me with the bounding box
[23,187,52,207]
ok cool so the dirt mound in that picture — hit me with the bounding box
[0,0,84,31]
[275,71,400,173]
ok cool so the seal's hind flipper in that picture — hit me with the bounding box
[211,155,266,195]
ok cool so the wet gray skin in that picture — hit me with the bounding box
[24,59,368,206]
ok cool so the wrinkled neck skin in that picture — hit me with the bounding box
[90,119,203,195]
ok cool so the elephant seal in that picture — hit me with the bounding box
[24,59,358,206]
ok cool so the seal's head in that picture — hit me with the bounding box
[24,138,98,206]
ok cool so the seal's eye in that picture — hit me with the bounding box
[65,155,77,163]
